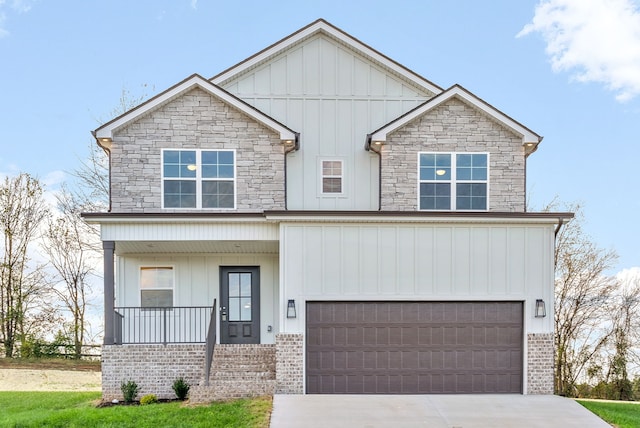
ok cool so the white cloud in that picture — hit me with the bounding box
[518,0,640,102]
[0,0,34,37]
[190,0,197,10]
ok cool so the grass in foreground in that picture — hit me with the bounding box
[0,391,271,428]
[577,399,640,428]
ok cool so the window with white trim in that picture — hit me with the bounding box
[140,267,174,308]
[321,160,343,194]
[418,153,488,210]
[162,149,235,209]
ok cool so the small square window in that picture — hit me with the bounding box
[140,267,174,308]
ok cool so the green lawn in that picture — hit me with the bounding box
[578,399,640,428]
[0,391,271,428]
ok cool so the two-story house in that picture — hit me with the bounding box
[85,19,572,402]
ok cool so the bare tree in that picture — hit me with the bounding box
[41,187,99,358]
[552,202,619,396]
[0,173,49,357]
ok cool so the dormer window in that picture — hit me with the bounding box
[418,153,488,211]
[162,149,235,209]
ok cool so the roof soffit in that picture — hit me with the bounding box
[94,74,297,144]
[211,19,443,97]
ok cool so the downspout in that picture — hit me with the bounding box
[365,134,383,211]
[554,217,564,238]
[283,132,300,210]
[92,131,113,212]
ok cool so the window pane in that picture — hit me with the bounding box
[164,165,179,177]
[141,267,173,289]
[201,151,218,164]
[240,273,252,296]
[202,165,217,178]
[456,183,487,210]
[202,181,234,208]
[218,151,234,165]
[218,194,234,208]
[141,290,173,308]
[228,273,240,297]
[420,153,436,167]
[240,298,252,321]
[322,177,342,193]
[218,165,234,178]
[420,183,450,210]
[229,297,240,321]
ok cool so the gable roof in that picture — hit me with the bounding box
[366,84,542,155]
[211,18,443,96]
[93,73,298,149]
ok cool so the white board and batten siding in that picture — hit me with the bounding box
[220,35,434,211]
[280,222,555,334]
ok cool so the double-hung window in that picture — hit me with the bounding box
[162,149,235,209]
[419,153,488,210]
[140,267,174,308]
[321,160,343,194]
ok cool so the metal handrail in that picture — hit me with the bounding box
[203,299,217,386]
[114,311,124,344]
[114,306,212,344]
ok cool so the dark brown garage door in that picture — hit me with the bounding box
[306,302,522,394]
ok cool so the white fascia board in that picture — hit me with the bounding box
[212,20,442,95]
[369,86,541,146]
[94,74,296,142]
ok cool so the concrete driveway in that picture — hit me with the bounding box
[270,394,610,428]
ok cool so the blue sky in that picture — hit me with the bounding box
[1,0,639,275]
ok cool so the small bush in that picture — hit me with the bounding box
[172,377,190,400]
[120,380,139,403]
[140,394,158,405]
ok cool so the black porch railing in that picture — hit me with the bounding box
[204,299,217,386]
[114,306,213,344]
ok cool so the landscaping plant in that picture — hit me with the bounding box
[140,394,158,405]
[120,380,140,403]
[172,377,190,400]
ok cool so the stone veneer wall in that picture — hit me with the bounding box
[275,333,304,394]
[527,333,554,394]
[381,97,526,212]
[101,344,205,401]
[109,87,285,213]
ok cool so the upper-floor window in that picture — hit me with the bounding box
[418,153,488,211]
[140,266,173,308]
[321,160,343,194]
[162,149,235,209]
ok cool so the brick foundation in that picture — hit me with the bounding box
[275,333,304,394]
[527,333,554,394]
[101,344,205,401]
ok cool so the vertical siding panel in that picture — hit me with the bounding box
[397,227,416,294]
[254,98,271,114]
[507,228,526,294]
[320,99,337,155]
[323,227,342,295]
[342,227,360,294]
[353,58,369,96]
[320,38,337,95]
[360,227,379,294]
[489,228,508,294]
[370,100,386,131]
[237,74,254,94]
[287,47,304,95]
[378,227,398,294]
[304,227,324,295]
[386,76,402,96]
[304,38,320,95]
[452,228,471,295]
[254,67,271,94]
[470,228,490,294]
[369,67,385,96]
[271,57,287,94]
[336,47,353,95]
[416,228,435,294]
[434,228,453,295]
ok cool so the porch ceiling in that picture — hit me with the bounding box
[114,240,279,255]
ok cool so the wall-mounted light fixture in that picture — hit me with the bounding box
[535,299,546,318]
[287,299,297,318]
